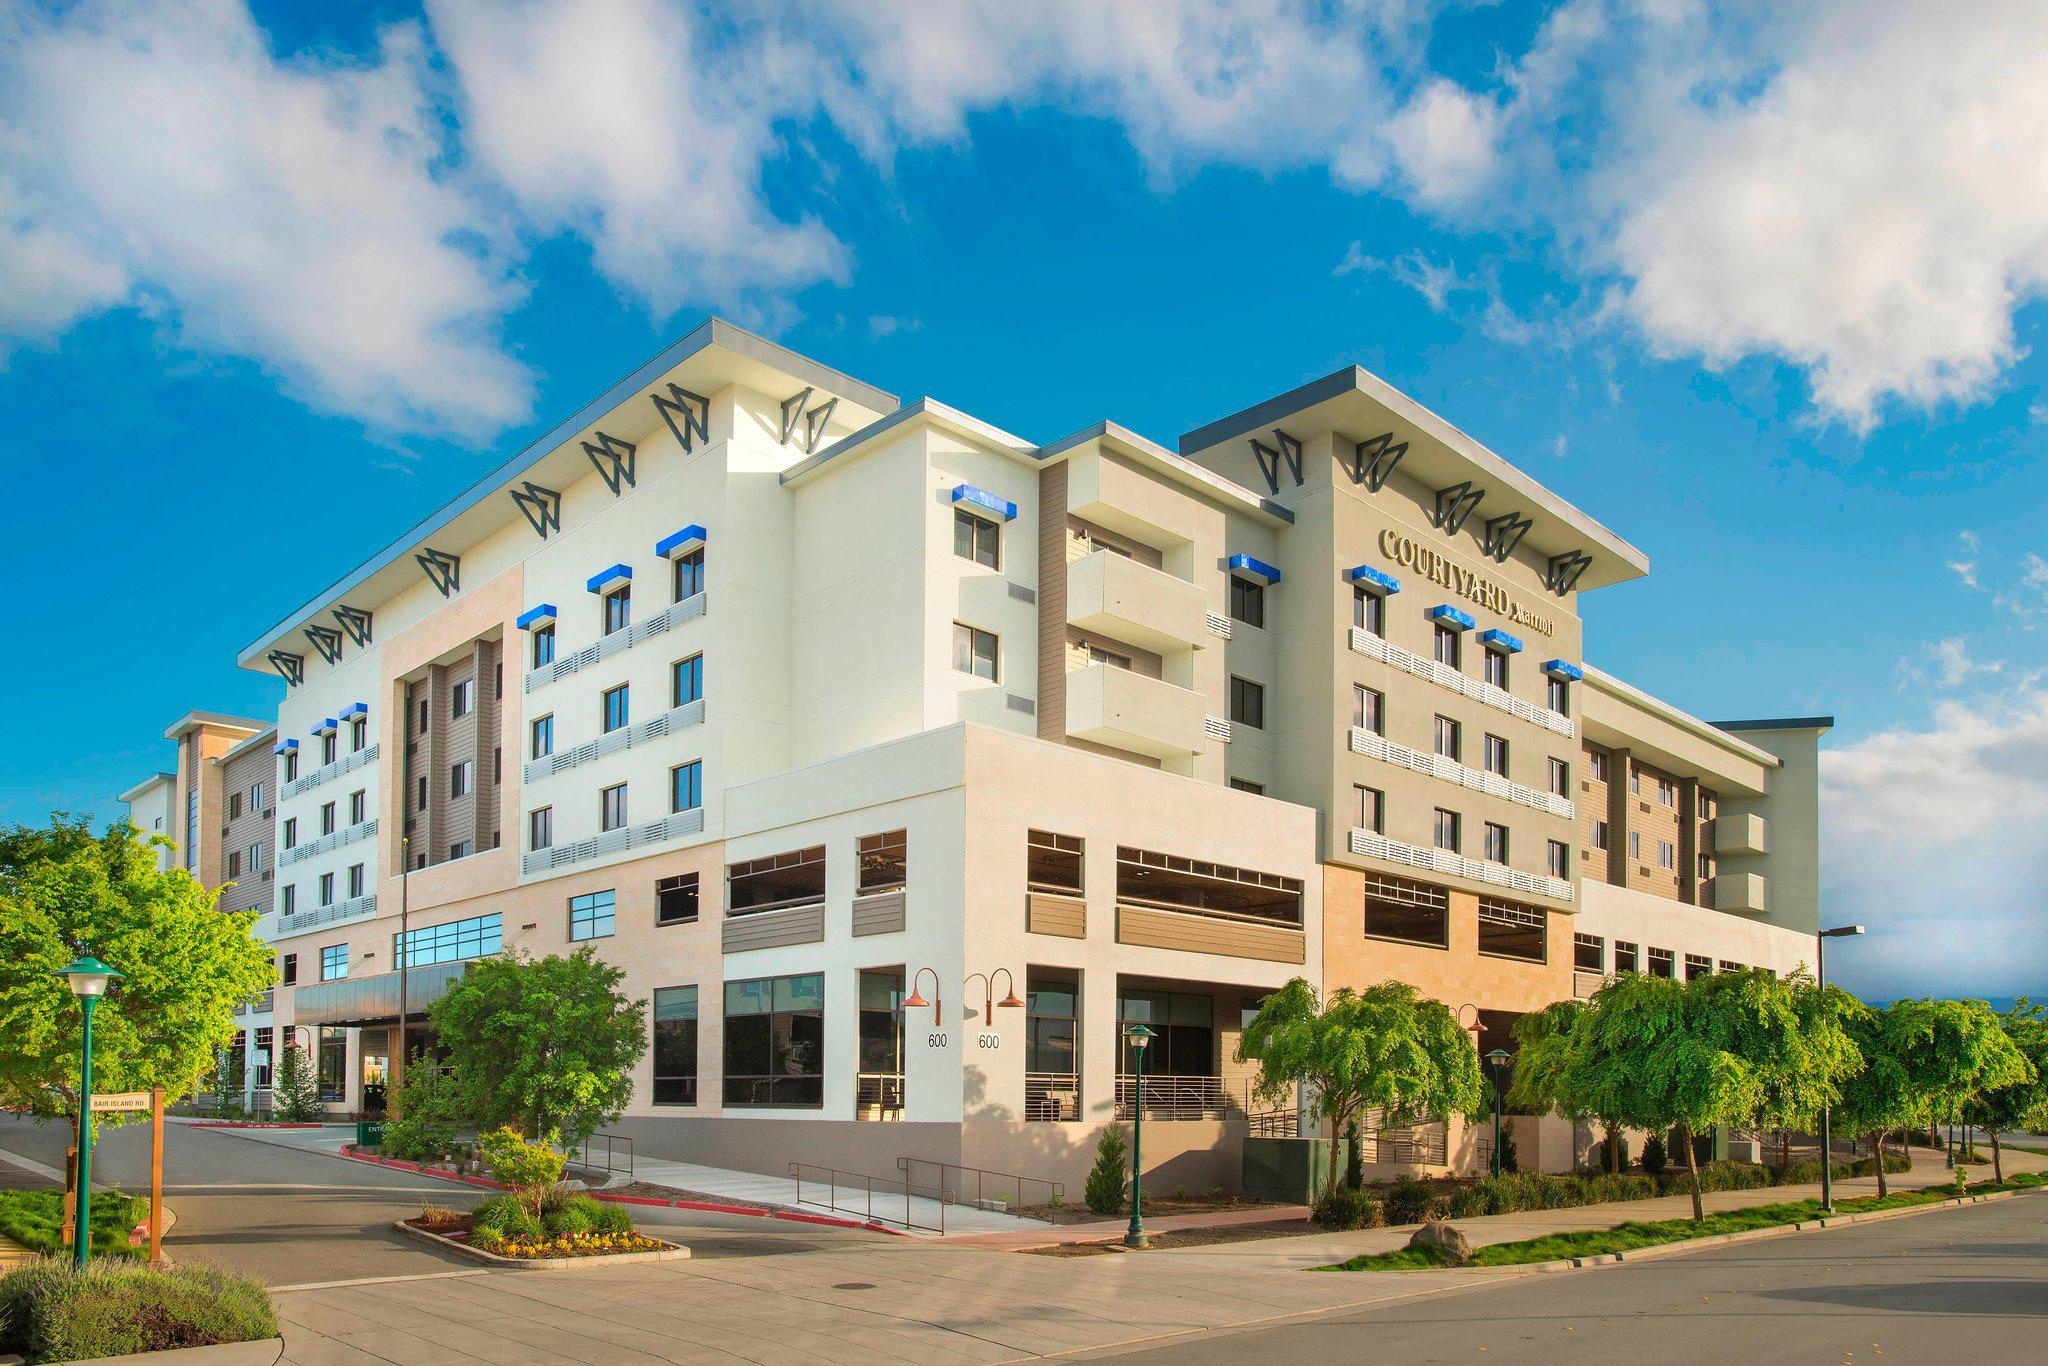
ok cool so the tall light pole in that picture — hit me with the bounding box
[54,956,123,1270]
[392,833,411,1121]
[1485,1049,1512,1178]
[1124,1023,1155,1249]
[1816,924,1864,1213]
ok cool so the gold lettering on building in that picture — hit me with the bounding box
[1377,529,1557,637]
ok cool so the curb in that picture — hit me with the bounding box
[391,1219,690,1270]
[337,1145,908,1237]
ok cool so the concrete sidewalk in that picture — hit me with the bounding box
[630,1156,1050,1236]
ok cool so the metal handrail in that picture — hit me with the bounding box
[1024,1071,1080,1122]
[577,1132,634,1180]
[896,1157,1064,1211]
[856,1073,904,1120]
[787,1162,945,1233]
[1114,1073,1245,1120]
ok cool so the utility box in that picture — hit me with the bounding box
[1243,1136,1353,1203]
[355,1120,385,1150]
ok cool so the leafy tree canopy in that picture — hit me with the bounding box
[1961,999,2047,1179]
[0,816,274,1126]
[428,947,647,1147]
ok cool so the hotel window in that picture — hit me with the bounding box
[282,817,297,850]
[1355,785,1384,834]
[1353,685,1383,734]
[723,974,824,1108]
[321,732,337,764]
[448,841,471,861]
[1118,989,1215,1075]
[1479,897,1546,962]
[569,889,616,942]
[1483,646,1509,688]
[1685,953,1713,981]
[252,1026,274,1088]
[528,807,552,850]
[1700,793,1717,819]
[1575,933,1605,972]
[349,789,366,824]
[1720,960,1746,974]
[1548,758,1570,796]
[673,546,705,601]
[1483,733,1508,777]
[656,873,699,926]
[250,782,265,811]
[857,830,908,896]
[1115,846,1304,927]
[1433,715,1461,761]
[1434,808,1461,852]
[415,776,427,812]
[531,624,556,669]
[1433,622,1461,670]
[1026,974,1079,1112]
[728,846,828,916]
[1588,749,1608,782]
[1484,822,1509,864]
[248,843,262,872]
[1087,642,1132,670]
[952,622,998,680]
[1628,830,1642,860]
[1547,840,1570,879]
[1353,586,1385,636]
[670,760,702,813]
[283,750,298,782]
[346,863,364,898]
[317,1027,347,1101]
[1363,872,1448,947]
[1230,778,1265,794]
[1547,675,1570,712]
[1629,767,1641,796]
[452,678,474,718]
[602,683,630,733]
[230,792,243,820]
[350,717,368,752]
[320,943,347,981]
[1657,840,1676,870]
[672,653,703,708]
[1697,851,1712,879]
[653,986,699,1105]
[450,759,472,799]
[954,508,1001,569]
[1657,778,1677,807]
[281,953,297,986]
[1229,574,1265,629]
[1590,819,1609,850]
[281,885,296,915]
[396,912,502,968]
[1027,830,1083,895]
[603,585,631,635]
[1230,676,1265,729]
[320,801,336,835]
[531,714,553,759]
[601,784,628,832]
[1648,947,1675,978]
[416,699,430,734]
[227,850,241,878]
[858,969,906,1102]
[1614,940,1639,973]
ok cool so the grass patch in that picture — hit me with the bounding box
[1325,1171,2047,1272]
[0,1260,275,1363]
[0,1190,148,1260]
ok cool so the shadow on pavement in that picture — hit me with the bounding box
[1757,1281,2048,1317]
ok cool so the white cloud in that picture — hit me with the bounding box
[1822,695,2048,1000]
[0,0,532,436]
[1950,531,1983,592]
[1385,79,1502,208]
[1896,637,2003,691]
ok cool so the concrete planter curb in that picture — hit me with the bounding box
[393,1220,690,1270]
[66,1336,285,1364]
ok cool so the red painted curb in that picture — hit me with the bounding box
[188,1122,325,1130]
[337,1144,904,1235]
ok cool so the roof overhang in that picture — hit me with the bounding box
[118,773,176,803]
[1581,664,1780,794]
[1038,421,1295,527]
[779,397,1034,487]
[1180,367,1648,591]
[239,319,897,670]
[163,711,270,742]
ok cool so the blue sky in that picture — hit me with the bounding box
[3,0,2045,1001]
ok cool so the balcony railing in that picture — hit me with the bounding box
[524,698,705,783]
[1025,1072,1080,1122]
[521,806,705,875]
[525,592,706,693]
[282,743,379,800]
[279,818,377,866]
[275,893,377,940]
[1348,827,1574,903]
[1115,1073,1249,1121]
[856,1073,904,1120]
[1348,727,1573,819]
[1349,627,1573,737]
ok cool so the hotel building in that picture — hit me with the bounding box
[121,321,1827,1186]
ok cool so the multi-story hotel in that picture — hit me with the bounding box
[119,321,1827,1187]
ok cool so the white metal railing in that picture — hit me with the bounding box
[1025,1072,1080,1122]
[1348,728,1573,819]
[524,699,706,784]
[1349,628,1573,738]
[520,806,705,875]
[282,743,379,799]
[275,893,378,939]
[1115,1074,1250,1121]
[524,592,707,693]
[856,1073,904,1120]
[1204,611,1232,640]
[279,818,377,866]
[1203,715,1232,743]
[1348,828,1574,902]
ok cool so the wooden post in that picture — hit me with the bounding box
[61,1145,77,1247]
[149,1088,166,1265]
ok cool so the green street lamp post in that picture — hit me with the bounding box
[1815,924,1864,1213]
[1485,1048,1512,1178]
[1124,1023,1156,1249]
[54,955,123,1270]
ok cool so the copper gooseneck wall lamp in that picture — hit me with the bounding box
[903,967,944,1027]
[964,967,1025,1026]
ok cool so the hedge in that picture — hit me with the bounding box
[1371,1154,1912,1225]
[0,1261,276,1364]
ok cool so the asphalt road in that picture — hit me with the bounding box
[1100,1193,2048,1363]
[0,1115,881,1286]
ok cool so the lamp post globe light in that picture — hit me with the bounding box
[1484,1048,1512,1179]
[1124,1022,1156,1249]
[53,955,123,1270]
[1815,924,1865,1213]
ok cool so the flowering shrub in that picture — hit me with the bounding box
[489,1230,664,1259]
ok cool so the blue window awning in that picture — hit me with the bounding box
[1228,553,1282,585]
[1426,604,1476,632]
[586,564,632,595]
[311,717,337,737]
[273,738,299,755]
[1346,564,1400,594]
[1543,658,1584,682]
[655,524,707,559]
[339,701,368,720]
[950,485,1017,522]
[1478,628,1524,654]
[516,603,557,631]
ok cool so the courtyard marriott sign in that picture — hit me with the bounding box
[1379,529,1559,637]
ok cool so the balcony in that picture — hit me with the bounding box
[1025,1072,1080,1122]
[274,893,378,941]
[1065,661,1208,760]
[1714,871,1768,914]
[1065,551,1208,655]
[1716,812,1767,856]
[1115,902,1305,964]
[1348,828,1575,903]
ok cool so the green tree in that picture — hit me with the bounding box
[271,1042,324,1123]
[1238,978,1483,1202]
[0,817,274,1129]
[1962,999,2048,1183]
[1836,998,2030,1197]
[1508,999,1627,1172]
[428,948,647,1147]
[1084,1124,1129,1216]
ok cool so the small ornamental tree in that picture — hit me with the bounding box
[1837,998,2030,1197]
[1962,999,2048,1183]
[272,1042,324,1123]
[477,1125,567,1219]
[428,948,647,1148]
[1508,1000,1626,1172]
[1238,978,1482,1202]
[0,817,275,1130]
[1084,1124,1129,1216]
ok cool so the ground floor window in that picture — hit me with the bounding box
[723,974,824,1107]
[1026,973,1079,1121]
[1117,989,1213,1076]
[1574,933,1605,972]
[1362,873,1449,947]
[1478,897,1546,962]
[857,969,905,1119]
[1648,947,1676,978]
[317,1027,348,1102]
[653,986,699,1106]
[1685,953,1713,981]
[251,1027,273,1089]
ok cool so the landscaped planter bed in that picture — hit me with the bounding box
[396,1215,688,1270]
